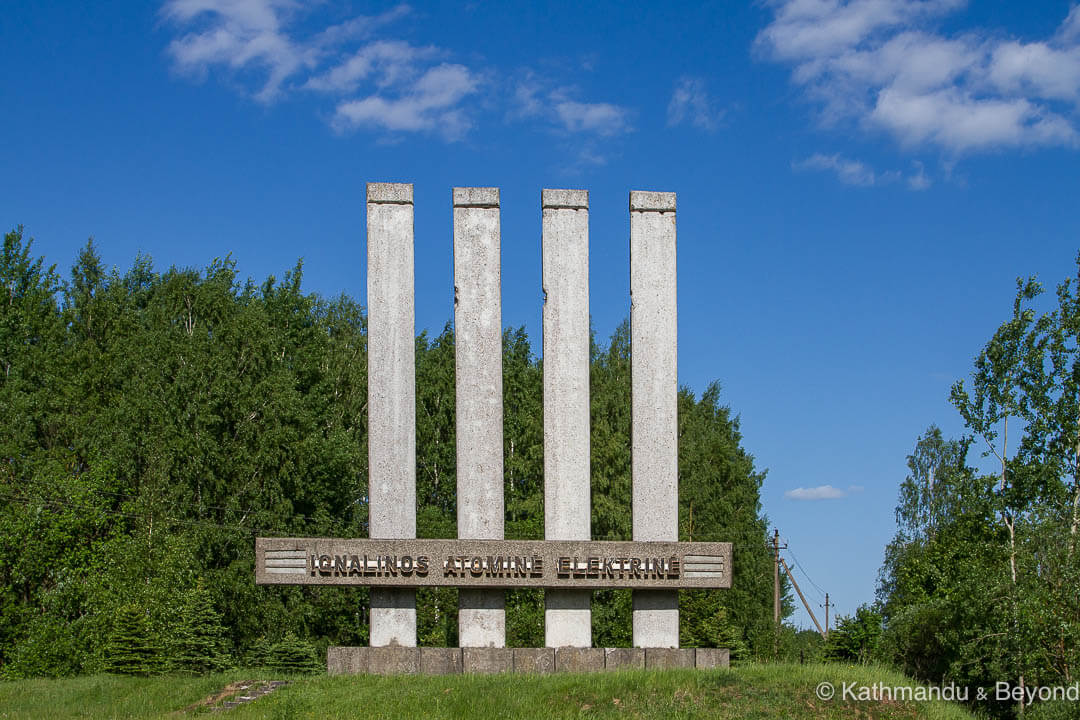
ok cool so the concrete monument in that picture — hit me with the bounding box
[256,185,731,674]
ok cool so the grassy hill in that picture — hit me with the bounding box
[0,663,978,720]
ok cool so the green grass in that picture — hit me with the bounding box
[0,670,280,720]
[0,664,978,720]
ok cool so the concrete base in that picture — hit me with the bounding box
[327,647,361,675]
[327,647,419,676]
[513,648,555,673]
[327,647,728,675]
[604,647,645,670]
[420,648,463,675]
[463,647,514,674]
[555,647,605,672]
[695,648,730,669]
[646,648,694,669]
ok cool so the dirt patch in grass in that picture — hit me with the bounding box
[176,680,254,713]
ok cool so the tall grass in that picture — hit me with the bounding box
[0,664,978,720]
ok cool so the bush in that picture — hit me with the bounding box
[1027,700,1080,720]
[1,616,87,679]
[267,634,321,674]
[824,605,882,664]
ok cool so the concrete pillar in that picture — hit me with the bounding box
[629,190,679,648]
[541,189,592,647]
[453,187,506,647]
[366,182,417,647]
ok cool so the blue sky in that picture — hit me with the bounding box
[4,0,1080,630]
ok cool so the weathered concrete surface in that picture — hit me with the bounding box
[513,648,555,673]
[629,190,679,649]
[542,188,592,648]
[458,589,505,647]
[454,187,506,647]
[555,647,605,672]
[545,590,591,647]
[328,646,724,674]
[368,646,420,675]
[366,182,417,647]
[604,647,645,670]
[632,590,679,648]
[327,646,360,675]
[645,647,694,669]
[420,648,463,675]
[327,647,419,675]
[694,648,730,669]
[369,588,416,649]
[463,647,514,674]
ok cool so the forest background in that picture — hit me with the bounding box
[0,228,781,678]
[9,227,1080,720]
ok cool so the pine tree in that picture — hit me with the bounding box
[267,633,321,674]
[105,604,162,676]
[171,581,231,674]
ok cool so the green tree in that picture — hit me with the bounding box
[105,605,162,676]
[950,277,1045,712]
[881,258,1080,717]
[267,633,321,674]
[824,605,882,664]
[415,324,458,648]
[0,235,778,675]
[170,580,232,674]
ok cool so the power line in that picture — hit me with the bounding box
[787,546,827,598]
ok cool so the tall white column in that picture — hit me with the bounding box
[453,187,506,647]
[541,189,592,648]
[629,190,679,648]
[366,182,417,647]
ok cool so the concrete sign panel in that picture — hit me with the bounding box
[255,538,732,589]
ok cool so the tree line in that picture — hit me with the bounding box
[0,227,781,677]
[834,255,1080,719]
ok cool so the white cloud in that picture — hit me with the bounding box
[794,152,934,189]
[509,73,632,137]
[907,161,931,190]
[311,4,413,48]
[794,152,881,185]
[511,77,545,119]
[163,0,314,102]
[871,88,1076,151]
[785,485,849,500]
[758,0,1080,153]
[988,41,1080,102]
[333,64,478,140]
[758,0,963,62]
[553,100,629,136]
[1062,6,1080,44]
[162,2,629,146]
[305,40,438,94]
[667,77,724,130]
[161,1,481,139]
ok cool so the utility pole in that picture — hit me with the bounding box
[772,529,787,627]
[779,557,826,639]
[822,593,832,637]
[771,529,788,657]
[773,529,780,627]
